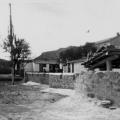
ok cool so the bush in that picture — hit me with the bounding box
[0,67,11,74]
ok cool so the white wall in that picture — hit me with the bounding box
[24,62,33,72]
[74,62,86,73]
[63,65,68,73]
[113,68,120,73]
[63,62,87,73]
[60,63,63,69]
[70,64,72,73]
[33,63,39,72]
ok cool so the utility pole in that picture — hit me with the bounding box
[8,3,15,85]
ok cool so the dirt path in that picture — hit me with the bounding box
[1,86,120,120]
[24,91,120,120]
[21,89,120,120]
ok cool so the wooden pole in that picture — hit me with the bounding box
[106,60,112,71]
[9,3,15,85]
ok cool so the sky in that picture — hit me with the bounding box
[0,0,120,59]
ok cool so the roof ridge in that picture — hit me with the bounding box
[96,35,118,44]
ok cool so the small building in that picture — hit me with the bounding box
[33,59,61,72]
[63,58,87,73]
[21,59,61,73]
[83,45,120,71]
[82,33,120,72]
[33,49,63,73]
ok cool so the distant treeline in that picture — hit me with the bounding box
[59,42,97,62]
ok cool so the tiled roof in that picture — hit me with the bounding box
[67,58,86,64]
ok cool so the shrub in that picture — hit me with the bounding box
[0,67,11,74]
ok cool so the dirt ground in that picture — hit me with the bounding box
[0,83,120,120]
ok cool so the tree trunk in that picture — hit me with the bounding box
[11,61,15,85]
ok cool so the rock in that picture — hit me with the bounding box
[109,106,117,110]
[100,99,113,108]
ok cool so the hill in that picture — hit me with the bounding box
[34,46,78,61]
[34,43,97,62]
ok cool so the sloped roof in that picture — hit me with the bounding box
[96,33,120,48]
[34,50,59,61]
[34,60,58,64]
[34,46,77,63]
[96,36,116,45]
[83,46,120,69]
[67,58,86,64]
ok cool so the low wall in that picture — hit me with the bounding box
[25,72,49,84]
[75,71,120,106]
[49,73,76,89]
[26,71,120,106]
[25,72,76,89]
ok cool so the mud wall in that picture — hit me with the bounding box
[75,71,120,106]
[25,72,76,89]
[49,73,75,89]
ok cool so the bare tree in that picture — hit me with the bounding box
[2,3,31,84]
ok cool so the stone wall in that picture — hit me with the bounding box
[49,73,75,89]
[26,71,120,106]
[25,72,76,89]
[25,72,49,84]
[75,71,120,106]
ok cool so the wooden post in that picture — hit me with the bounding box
[106,60,112,71]
[9,3,15,85]
[72,63,74,73]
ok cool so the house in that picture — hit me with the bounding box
[63,58,87,73]
[33,49,64,73]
